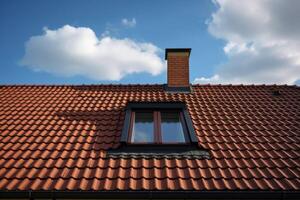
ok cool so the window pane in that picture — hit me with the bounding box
[161,111,186,143]
[131,111,154,143]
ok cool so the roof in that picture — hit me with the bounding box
[0,84,299,192]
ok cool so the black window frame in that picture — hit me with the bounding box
[121,102,198,145]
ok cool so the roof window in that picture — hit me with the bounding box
[120,102,198,145]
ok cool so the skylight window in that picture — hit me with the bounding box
[121,103,198,145]
[129,110,188,144]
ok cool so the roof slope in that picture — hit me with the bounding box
[0,84,299,191]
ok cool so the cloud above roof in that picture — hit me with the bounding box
[121,18,136,28]
[21,25,165,81]
[194,0,300,84]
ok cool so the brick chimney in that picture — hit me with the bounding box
[165,48,191,92]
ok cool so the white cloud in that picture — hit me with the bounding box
[195,0,300,85]
[194,75,220,84]
[21,25,165,81]
[121,18,136,28]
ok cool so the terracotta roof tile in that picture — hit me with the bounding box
[0,84,299,191]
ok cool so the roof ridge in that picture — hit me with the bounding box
[0,84,164,88]
[0,84,298,88]
[192,84,299,87]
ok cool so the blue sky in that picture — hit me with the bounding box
[0,0,299,85]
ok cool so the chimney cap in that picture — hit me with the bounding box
[165,48,191,60]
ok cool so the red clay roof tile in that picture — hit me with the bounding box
[0,84,299,191]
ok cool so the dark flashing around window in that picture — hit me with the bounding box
[163,84,193,93]
[107,144,210,159]
[120,102,198,144]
